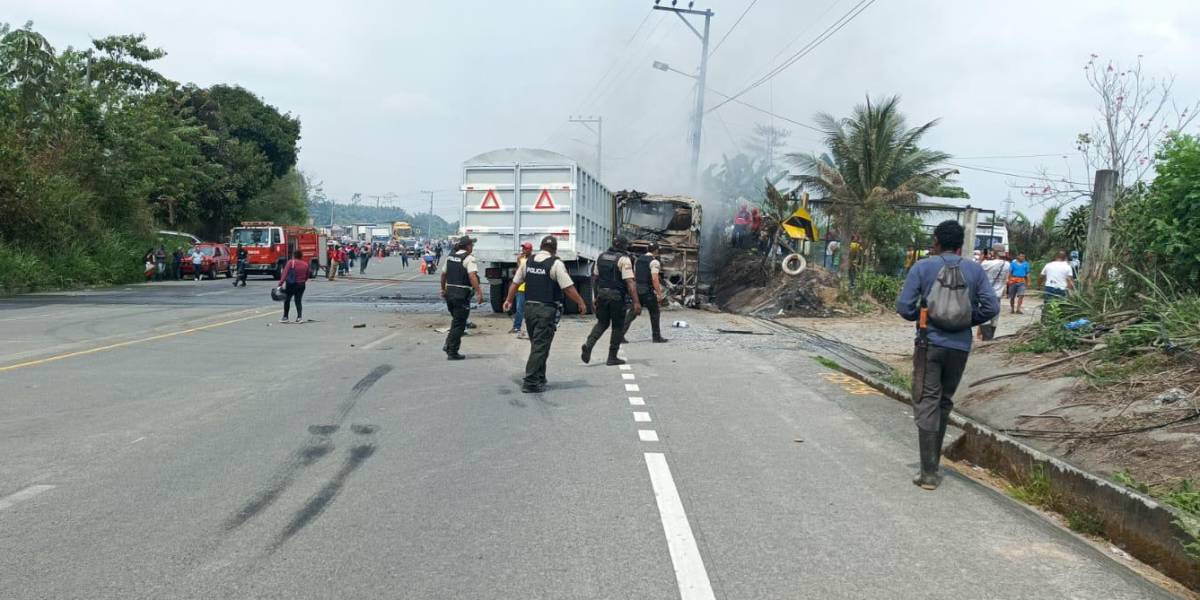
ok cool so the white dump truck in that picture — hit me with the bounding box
[459,148,614,314]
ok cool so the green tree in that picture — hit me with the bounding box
[787,95,965,279]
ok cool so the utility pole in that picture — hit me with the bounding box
[369,195,383,211]
[1084,169,1117,283]
[568,116,603,179]
[420,190,435,239]
[1001,193,1015,222]
[654,1,714,188]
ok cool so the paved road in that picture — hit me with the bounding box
[0,256,1175,599]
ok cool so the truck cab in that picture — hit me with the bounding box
[229,222,325,279]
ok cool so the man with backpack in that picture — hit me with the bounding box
[896,220,999,491]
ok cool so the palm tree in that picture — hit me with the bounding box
[787,96,965,279]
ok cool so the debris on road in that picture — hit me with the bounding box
[353,323,366,328]
[716,328,774,336]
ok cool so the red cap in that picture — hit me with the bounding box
[521,242,533,250]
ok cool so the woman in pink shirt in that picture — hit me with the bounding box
[277,250,310,323]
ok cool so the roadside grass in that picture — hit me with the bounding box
[883,367,912,394]
[812,356,840,370]
[1112,471,1200,559]
[1008,463,1057,507]
[0,233,147,295]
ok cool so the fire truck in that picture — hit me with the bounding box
[228,222,326,279]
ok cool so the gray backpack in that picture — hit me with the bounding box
[926,257,972,332]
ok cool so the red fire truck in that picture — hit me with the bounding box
[228,222,326,279]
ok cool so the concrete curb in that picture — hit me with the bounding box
[825,360,1200,593]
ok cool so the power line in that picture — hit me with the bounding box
[945,162,1089,186]
[708,0,877,113]
[951,153,1070,160]
[708,0,758,58]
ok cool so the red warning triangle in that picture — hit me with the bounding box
[533,189,556,210]
[479,189,501,210]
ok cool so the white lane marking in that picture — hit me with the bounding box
[130,436,146,444]
[196,290,230,297]
[638,429,659,442]
[619,364,632,371]
[625,384,640,392]
[0,485,56,511]
[360,331,401,350]
[622,373,636,380]
[643,453,716,600]
[629,397,645,406]
[634,412,651,422]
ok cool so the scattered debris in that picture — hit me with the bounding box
[716,328,774,336]
[673,321,689,328]
[353,323,366,328]
[1109,546,1134,561]
[1153,387,1189,405]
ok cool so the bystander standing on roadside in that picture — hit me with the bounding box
[896,220,999,491]
[979,245,1010,341]
[1041,251,1075,306]
[326,244,338,281]
[153,246,166,281]
[359,243,371,274]
[170,247,182,280]
[1008,252,1030,314]
[400,246,409,268]
[510,242,532,338]
[189,246,204,282]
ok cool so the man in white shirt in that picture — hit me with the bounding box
[1040,251,1075,304]
[979,245,1010,340]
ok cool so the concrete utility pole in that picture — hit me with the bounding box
[962,207,978,257]
[568,116,603,179]
[1002,193,1015,222]
[653,1,714,188]
[1084,169,1117,282]
[420,190,435,239]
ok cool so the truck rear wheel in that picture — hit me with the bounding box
[566,277,593,315]
[489,281,507,314]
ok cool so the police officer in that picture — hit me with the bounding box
[582,236,641,366]
[502,236,587,393]
[440,236,484,360]
[233,243,248,287]
[622,242,668,343]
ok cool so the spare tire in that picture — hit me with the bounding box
[781,253,807,275]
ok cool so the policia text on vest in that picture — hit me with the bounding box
[503,236,588,394]
[582,237,641,367]
[440,239,484,361]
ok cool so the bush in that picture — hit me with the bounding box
[0,232,148,295]
[855,271,904,307]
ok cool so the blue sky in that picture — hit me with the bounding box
[9,0,1200,220]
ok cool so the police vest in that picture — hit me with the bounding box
[445,250,471,287]
[596,250,628,296]
[635,254,656,295]
[524,256,563,305]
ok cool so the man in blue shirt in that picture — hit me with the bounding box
[896,220,1000,490]
[1008,252,1030,314]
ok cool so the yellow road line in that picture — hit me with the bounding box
[0,310,273,373]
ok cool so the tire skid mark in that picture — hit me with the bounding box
[222,365,393,532]
[270,444,376,550]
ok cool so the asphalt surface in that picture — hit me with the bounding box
[0,256,1177,599]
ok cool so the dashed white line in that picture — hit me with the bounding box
[644,453,715,600]
[622,373,636,380]
[638,429,659,442]
[634,412,651,422]
[130,436,146,444]
[629,397,645,406]
[619,364,632,371]
[0,485,55,511]
[625,384,640,392]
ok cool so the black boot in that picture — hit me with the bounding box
[936,408,951,458]
[652,336,668,343]
[913,429,942,490]
[581,343,592,364]
[606,351,626,366]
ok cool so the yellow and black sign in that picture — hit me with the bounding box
[781,207,819,241]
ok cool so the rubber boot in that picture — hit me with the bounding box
[581,343,593,364]
[936,407,951,458]
[606,350,626,366]
[912,429,942,490]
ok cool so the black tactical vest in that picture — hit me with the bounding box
[635,253,655,295]
[524,256,562,304]
[445,250,470,287]
[596,250,627,296]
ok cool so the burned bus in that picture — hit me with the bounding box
[616,190,702,307]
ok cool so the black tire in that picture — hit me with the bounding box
[565,277,593,315]
[489,281,507,314]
